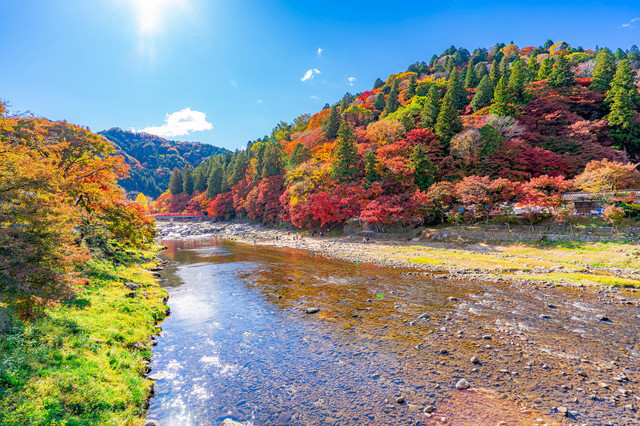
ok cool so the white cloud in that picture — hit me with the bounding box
[620,17,639,29]
[301,68,321,82]
[310,95,318,100]
[347,76,357,86]
[317,48,323,56]
[257,99,263,103]
[141,108,213,138]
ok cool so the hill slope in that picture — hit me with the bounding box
[100,128,228,198]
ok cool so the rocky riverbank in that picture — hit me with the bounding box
[155,220,640,293]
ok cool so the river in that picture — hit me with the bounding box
[147,237,640,425]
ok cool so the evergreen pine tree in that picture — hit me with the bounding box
[382,79,401,116]
[447,67,467,110]
[499,58,511,80]
[471,75,494,112]
[526,56,539,82]
[363,151,380,187]
[373,93,386,111]
[491,76,514,116]
[231,151,248,185]
[606,89,640,156]
[373,77,385,89]
[421,84,441,129]
[547,55,575,88]
[288,142,311,167]
[509,60,526,101]
[411,146,437,191]
[605,60,640,107]
[489,60,501,86]
[475,62,489,81]
[406,74,417,99]
[169,167,183,195]
[332,123,360,182]
[615,48,627,61]
[325,105,341,139]
[206,167,223,198]
[182,165,195,194]
[590,48,616,91]
[435,90,463,147]
[194,168,207,192]
[464,64,476,88]
[261,143,285,178]
[536,57,554,80]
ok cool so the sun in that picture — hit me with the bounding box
[132,0,183,35]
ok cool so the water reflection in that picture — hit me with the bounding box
[148,238,640,425]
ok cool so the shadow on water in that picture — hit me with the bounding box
[148,237,640,425]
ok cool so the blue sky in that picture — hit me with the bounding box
[1,0,639,150]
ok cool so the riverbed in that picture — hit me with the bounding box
[147,237,640,425]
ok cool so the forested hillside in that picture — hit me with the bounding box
[156,41,640,228]
[100,128,228,198]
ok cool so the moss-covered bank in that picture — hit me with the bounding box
[0,247,168,425]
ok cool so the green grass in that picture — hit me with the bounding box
[502,272,640,288]
[0,247,168,425]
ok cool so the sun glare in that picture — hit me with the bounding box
[132,0,183,35]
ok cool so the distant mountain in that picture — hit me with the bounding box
[99,128,229,198]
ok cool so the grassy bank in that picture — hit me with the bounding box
[0,247,168,425]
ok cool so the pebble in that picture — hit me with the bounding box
[305,307,320,314]
[470,356,479,364]
[558,406,568,416]
[396,396,405,404]
[424,405,435,413]
[455,379,470,390]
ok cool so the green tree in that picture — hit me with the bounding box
[475,62,489,82]
[421,85,440,129]
[206,167,223,198]
[536,57,554,80]
[194,168,207,192]
[325,105,341,139]
[182,165,195,194]
[606,89,640,156]
[526,56,539,82]
[411,146,437,191]
[405,74,417,99]
[383,78,401,116]
[471,75,494,112]
[230,151,248,185]
[288,142,311,167]
[373,77,385,89]
[332,123,360,182]
[615,48,627,61]
[464,64,476,88]
[169,167,183,195]
[261,143,285,178]
[489,60,501,86]
[491,76,515,116]
[590,48,616,91]
[435,90,463,147]
[509,60,526,100]
[605,60,640,107]
[447,67,467,110]
[363,150,380,187]
[373,93,386,110]
[547,55,575,88]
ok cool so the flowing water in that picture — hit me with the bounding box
[147,238,640,425]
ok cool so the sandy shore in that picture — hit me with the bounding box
[156,220,640,293]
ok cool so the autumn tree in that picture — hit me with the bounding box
[590,48,616,91]
[288,142,311,167]
[471,75,493,112]
[421,84,441,129]
[332,123,360,182]
[435,90,463,147]
[547,55,575,88]
[169,167,183,194]
[573,159,640,192]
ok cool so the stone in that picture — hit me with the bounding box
[424,405,435,414]
[145,420,162,426]
[147,371,166,381]
[558,406,568,416]
[126,291,137,298]
[221,419,244,426]
[305,307,320,314]
[470,356,479,364]
[439,349,448,355]
[396,396,405,404]
[455,379,470,390]
[125,282,140,290]
[133,341,146,350]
